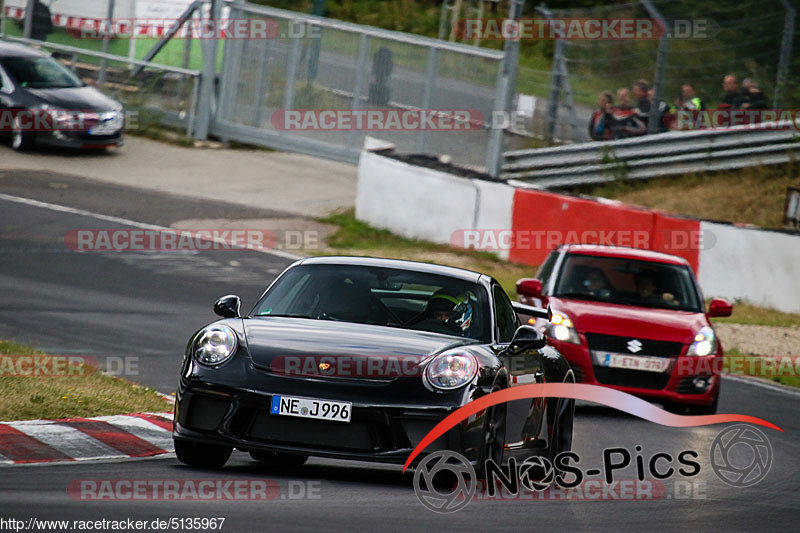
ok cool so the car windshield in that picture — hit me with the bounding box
[252,264,491,342]
[553,254,703,312]
[0,56,82,89]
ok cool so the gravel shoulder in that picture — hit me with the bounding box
[714,322,800,355]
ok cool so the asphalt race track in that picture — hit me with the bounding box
[1,170,798,532]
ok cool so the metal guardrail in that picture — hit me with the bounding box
[502,125,800,189]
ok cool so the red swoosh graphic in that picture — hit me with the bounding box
[402,383,783,472]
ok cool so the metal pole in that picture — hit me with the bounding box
[23,0,34,39]
[485,0,524,178]
[98,0,115,88]
[193,0,222,140]
[774,0,795,110]
[415,47,438,152]
[253,38,273,128]
[282,32,302,110]
[539,5,563,143]
[128,0,137,61]
[347,33,369,151]
[642,0,669,134]
[1,0,7,37]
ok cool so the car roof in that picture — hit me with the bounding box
[561,244,689,266]
[0,41,50,58]
[298,256,484,282]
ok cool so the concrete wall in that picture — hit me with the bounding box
[698,222,800,313]
[356,151,514,259]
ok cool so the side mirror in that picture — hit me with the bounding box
[214,295,241,318]
[707,298,733,318]
[516,278,542,298]
[507,325,547,354]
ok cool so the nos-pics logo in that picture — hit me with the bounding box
[413,424,773,513]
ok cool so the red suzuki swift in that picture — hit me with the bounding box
[517,244,732,414]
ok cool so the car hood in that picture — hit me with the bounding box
[242,317,476,374]
[548,297,708,344]
[24,86,120,111]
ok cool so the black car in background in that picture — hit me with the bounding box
[173,257,575,471]
[0,41,123,150]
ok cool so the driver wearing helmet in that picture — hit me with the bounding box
[423,290,473,336]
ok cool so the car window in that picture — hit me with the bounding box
[253,264,491,342]
[0,56,82,89]
[536,251,559,293]
[493,284,518,343]
[553,254,703,312]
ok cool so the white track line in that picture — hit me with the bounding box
[0,193,304,260]
[722,374,800,398]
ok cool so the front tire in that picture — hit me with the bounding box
[174,440,232,469]
[477,389,507,478]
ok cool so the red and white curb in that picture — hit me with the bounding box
[0,412,174,465]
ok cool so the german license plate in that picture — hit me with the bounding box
[270,395,351,423]
[596,352,671,373]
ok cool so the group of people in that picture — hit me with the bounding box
[588,75,770,141]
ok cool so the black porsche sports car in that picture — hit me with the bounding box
[0,41,124,150]
[173,257,575,470]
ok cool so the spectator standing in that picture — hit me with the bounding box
[721,75,746,109]
[632,79,651,127]
[588,91,615,141]
[680,84,704,110]
[741,78,769,110]
[612,88,646,138]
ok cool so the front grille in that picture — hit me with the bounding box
[593,366,671,390]
[585,333,683,357]
[248,413,378,451]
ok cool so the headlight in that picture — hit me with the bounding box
[193,325,238,366]
[545,311,581,344]
[687,326,716,356]
[425,350,478,390]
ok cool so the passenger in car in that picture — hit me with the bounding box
[635,270,678,306]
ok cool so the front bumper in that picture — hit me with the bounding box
[173,356,487,465]
[549,337,720,406]
[35,129,123,149]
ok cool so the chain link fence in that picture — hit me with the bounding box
[213,1,506,167]
[514,0,797,144]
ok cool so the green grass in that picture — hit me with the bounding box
[723,350,800,388]
[0,340,171,422]
[578,163,800,230]
[711,300,800,328]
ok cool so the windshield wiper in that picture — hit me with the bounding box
[255,313,316,319]
[553,292,601,301]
